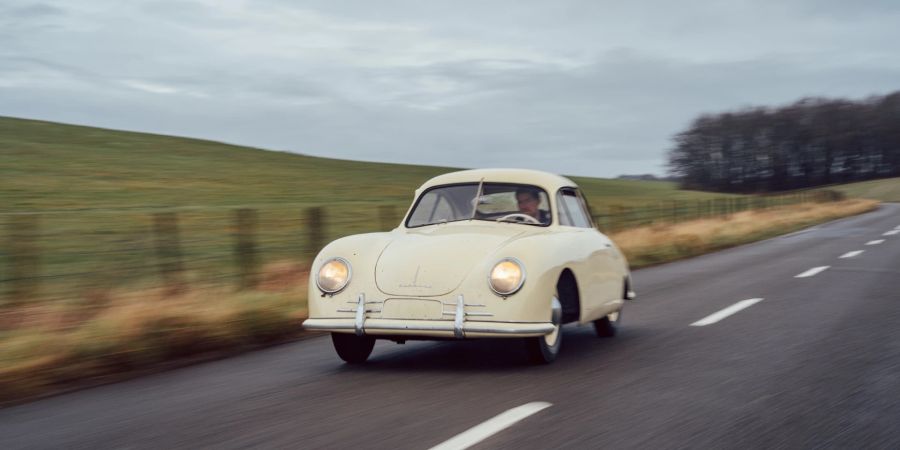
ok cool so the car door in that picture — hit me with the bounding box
[556,188,622,322]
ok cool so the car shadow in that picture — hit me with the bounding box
[332,324,647,374]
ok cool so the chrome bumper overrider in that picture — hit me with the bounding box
[303,293,555,338]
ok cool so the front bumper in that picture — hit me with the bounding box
[304,292,554,339]
[303,317,555,338]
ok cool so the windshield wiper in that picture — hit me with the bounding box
[469,177,484,221]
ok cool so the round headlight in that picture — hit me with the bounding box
[489,258,525,296]
[316,258,351,294]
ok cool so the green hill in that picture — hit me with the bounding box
[1,116,729,213]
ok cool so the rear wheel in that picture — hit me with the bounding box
[526,296,563,364]
[331,333,375,364]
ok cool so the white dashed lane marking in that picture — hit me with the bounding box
[691,298,764,327]
[840,250,864,259]
[867,239,885,245]
[795,266,830,278]
[883,230,900,236]
[429,402,552,450]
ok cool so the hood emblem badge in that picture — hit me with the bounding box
[400,265,432,289]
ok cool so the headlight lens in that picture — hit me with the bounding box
[489,258,525,296]
[316,258,351,294]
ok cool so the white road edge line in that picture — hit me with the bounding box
[840,250,864,259]
[795,266,830,278]
[429,402,552,450]
[690,298,763,327]
[883,230,900,236]
[866,239,885,245]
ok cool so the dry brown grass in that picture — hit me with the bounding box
[612,199,879,268]
[0,261,309,404]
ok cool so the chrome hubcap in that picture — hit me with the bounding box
[544,296,562,346]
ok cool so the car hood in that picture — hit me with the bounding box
[375,223,530,297]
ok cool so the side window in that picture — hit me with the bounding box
[557,189,591,228]
[557,190,574,226]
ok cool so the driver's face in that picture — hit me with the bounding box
[516,193,540,218]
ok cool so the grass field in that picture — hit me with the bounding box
[0,116,744,302]
[829,177,900,202]
[0,115,867,305]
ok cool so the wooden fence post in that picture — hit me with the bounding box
[615,205,628,231]
[152,212,186,295]
[593,212,606,231]
[306,206,326,257]
[5,215,40,306]
[598,204,613,231]
[234,208,259,290]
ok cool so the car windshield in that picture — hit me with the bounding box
[406,183,552,228]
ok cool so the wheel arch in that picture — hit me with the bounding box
[624,274,635,300]
[557,268,581,324]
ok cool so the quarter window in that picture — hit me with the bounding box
[557,189,592,228]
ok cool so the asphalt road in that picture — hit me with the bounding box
[3,204,900,449]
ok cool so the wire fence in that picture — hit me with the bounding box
[0,190,843,307]
[592,190,844,231]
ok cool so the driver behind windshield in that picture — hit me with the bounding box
[515,188,551,224]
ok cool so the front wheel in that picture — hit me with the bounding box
[526,296,563,364]
[331,333,375,364]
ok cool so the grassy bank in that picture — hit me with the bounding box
[829,177,900,202]
[0,199,878,404]
[613,199,879,268]
[0,261,308,404]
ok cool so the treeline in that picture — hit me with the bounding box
[667,92,900,192]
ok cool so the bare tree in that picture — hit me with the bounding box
[668,91,900,192]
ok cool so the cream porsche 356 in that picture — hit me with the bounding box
[303,169,634,364]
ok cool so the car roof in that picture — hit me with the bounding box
[417,168,578,193]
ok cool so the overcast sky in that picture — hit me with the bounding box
[2,1,899,177]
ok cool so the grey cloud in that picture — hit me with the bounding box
[2,2,65,19]
[1,0,899,177]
